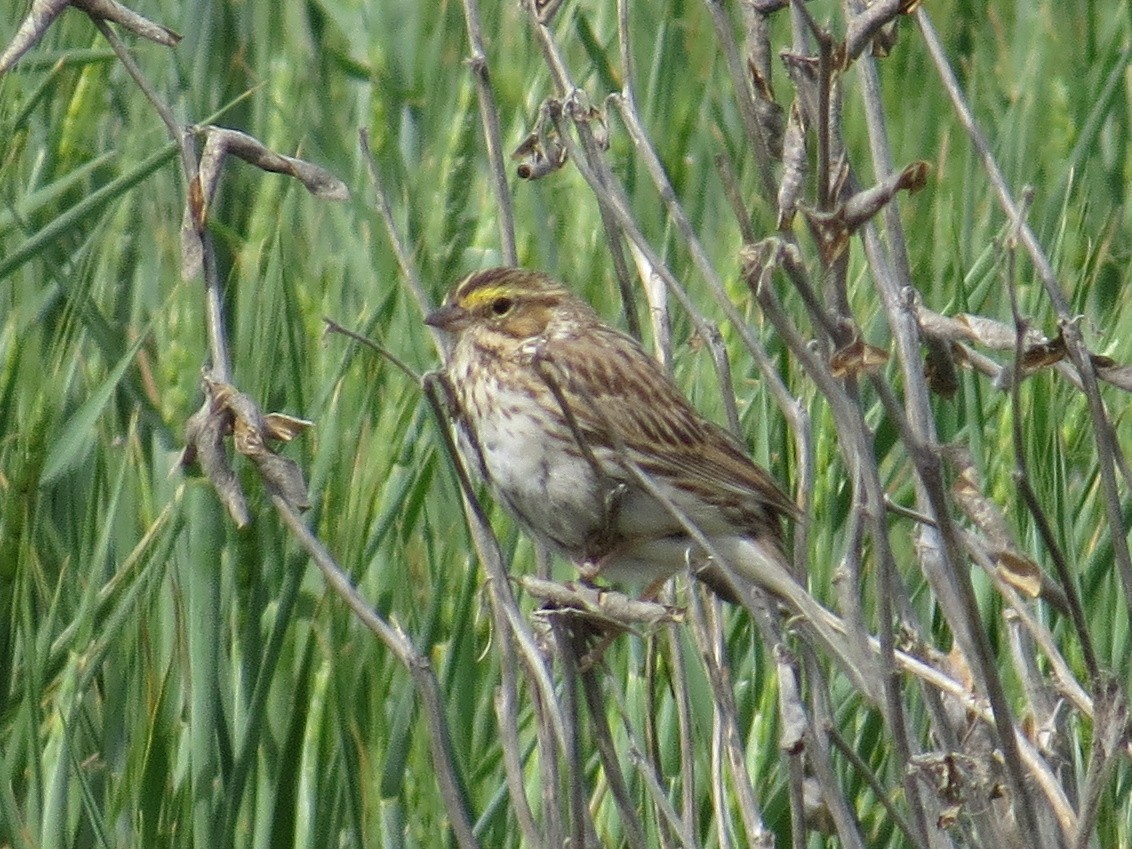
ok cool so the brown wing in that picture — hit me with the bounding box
[540,321,799,529]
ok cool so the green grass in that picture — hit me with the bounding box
[2,1,1131,847]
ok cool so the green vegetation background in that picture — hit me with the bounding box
[1,1,1130,847]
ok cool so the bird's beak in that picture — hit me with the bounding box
[424,303,469,332]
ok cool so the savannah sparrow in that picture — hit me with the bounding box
[425,268,807,599]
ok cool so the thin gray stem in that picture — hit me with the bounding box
[460,0,517,265]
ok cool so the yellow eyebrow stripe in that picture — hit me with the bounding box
[461,285,511,307]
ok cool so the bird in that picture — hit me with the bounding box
[426,267,872,690]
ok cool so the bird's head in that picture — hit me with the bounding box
[426,267,585,347]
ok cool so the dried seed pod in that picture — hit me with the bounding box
[777,102,808,229]
[924,334,961,398]
[1020,334,1068,371]
[830,336,890,377]
[512,100,570,180]
[512,131,567,180]
[840,160,929,230]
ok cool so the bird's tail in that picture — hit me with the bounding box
[713,536,882,703]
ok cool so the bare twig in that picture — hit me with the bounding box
[84,13,483,843]
[827,727,919,846]
[0,0,178,75]
[1074,678,1127,849]
[359,130,436,325]
[918,7,1132,648]
[273,496,480,849]
[460,0,517,265]
[577,648,651,849]
[491,687,541,847]
[83,15,230,382]
[685,588,773,848]
[1004,212,1101,683]
[662,592,702,849]
[700,0,777,198]
[844,0,908,61]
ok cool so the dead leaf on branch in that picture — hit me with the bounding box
[946,313,1056,357]
[263,412,313,442]
[777,102,807,229]
[183,396,250,528]
[913,300,979,343]
[183,126,350,278]
[1094,360,1132,391]
[74,0,180,44]
[181,373,313,524]
[512,97,570,180]
[779,51,820,127]
[951,463,1012,549]
[1019,333,1068,371]
[845,0,921,62]
[915,306,1132,392]
[950,453,1043,599]
[955,314,1022,349]
[211,378,312,512]
[196,126,350,213]
[839,160,930,229]
[738,239,781,296]
[0,0,179,76]
[565,91,609,150]
[747,48,785,160]
[830,335,889,377]
[870,20,901,58]
[513,94,609,181]
[511,126,567,180]
[808,216,851,266]
[775,644,808,753]
[801,160,928,263]
[908,751,1004,832]
[995,550,1043,599]
[924,334,961,398]
[914,303,1118,380]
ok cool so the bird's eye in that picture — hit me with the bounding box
[490,297,514,316]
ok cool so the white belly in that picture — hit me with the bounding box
[459,383,603,558]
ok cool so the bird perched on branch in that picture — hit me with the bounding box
[426,267,872,693]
